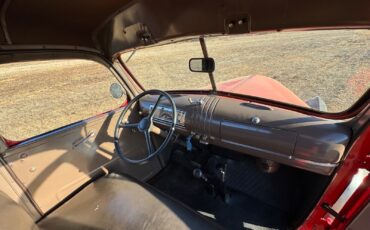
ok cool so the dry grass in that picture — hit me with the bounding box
[124,30,370,112]
[1,30,369,140]
[0,60,122,140]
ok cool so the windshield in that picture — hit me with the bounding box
[120,30,370,112]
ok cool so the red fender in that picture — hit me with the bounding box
[216,75,309,108]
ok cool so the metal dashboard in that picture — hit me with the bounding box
[140,94,351,175]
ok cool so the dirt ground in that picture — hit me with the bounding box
[124,30,370,112]
[1,30,369,140]
[0,60,122,140]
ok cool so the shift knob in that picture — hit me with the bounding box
[193,168,203,178]
[193,168,208,181]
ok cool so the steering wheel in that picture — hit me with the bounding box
[114,90,177,164]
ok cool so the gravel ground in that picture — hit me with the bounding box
[1,30,369,140]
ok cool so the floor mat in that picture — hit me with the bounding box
[149,162,290,230]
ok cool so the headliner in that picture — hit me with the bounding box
[0,0,369,59]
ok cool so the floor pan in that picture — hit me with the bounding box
[149,160,291,230]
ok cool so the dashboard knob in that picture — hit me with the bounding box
[251,116,261,124]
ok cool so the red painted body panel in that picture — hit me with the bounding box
[4,139,21,147]
[216,75,309,108]
[300,124,370,229]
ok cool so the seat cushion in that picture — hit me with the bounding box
[39,174,220,230]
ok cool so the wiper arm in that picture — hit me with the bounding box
[199,37,217,92]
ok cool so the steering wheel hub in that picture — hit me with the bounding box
[138,117,150,132]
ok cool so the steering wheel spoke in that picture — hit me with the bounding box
[144,130,154,155]
[119,122,139,129]
[149,95,163,118]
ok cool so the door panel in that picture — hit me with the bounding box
[2,108,162,213]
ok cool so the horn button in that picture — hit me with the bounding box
[138,117,151,132]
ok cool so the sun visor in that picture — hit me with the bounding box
[94,0,370,58]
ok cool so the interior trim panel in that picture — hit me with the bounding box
[2,108,164,213]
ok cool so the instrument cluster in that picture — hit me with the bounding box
[149,104,186,126]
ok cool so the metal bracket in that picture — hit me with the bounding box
[121,23,155,50]
[199,37,217,92]
[224,14,251,34]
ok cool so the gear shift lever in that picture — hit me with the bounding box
[193,166,230,203]
[193,168,216,197]
[193,168,208,182]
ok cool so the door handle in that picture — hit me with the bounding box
[73,131,95,148]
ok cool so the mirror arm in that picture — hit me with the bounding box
[199,36,217,93]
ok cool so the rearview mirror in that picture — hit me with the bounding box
[189,58,215,73]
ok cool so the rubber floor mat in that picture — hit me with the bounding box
[149,162,290,229]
